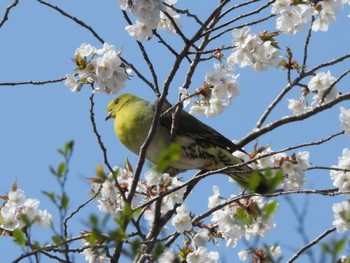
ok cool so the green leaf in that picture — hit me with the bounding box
[57,162,66,178]
[321,243,331,254]
[42,191,55,202]
[58,140,74,157]
[89,214,99,226]
[247,172,261,191]
[64,140,74,156]
[96,163,106,179]
[153,242,165,261]
[334,238,346,255]
[49,166,57,176]
[264,200,279,218]
[234,207,250,226]
[61,194,69,210]
[52,235,64,246]
[12,229,26,246]
[131,239,142,256]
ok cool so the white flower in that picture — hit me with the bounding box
[275,5,312,35]
[271,0,291,14]
[65,74,82,92]
[171,204,192,233]
[8,189,26,206]
[238,250,249,261]
[333,201,350,232]
[308,71,338,104]
[144,169,163,186]
[125,20,153,41]
[296,151,311,170]
[159,248,176,263]
[0,206,20,231]
[340,107,350,137]
[37,209,52,227]
[0,189,52,230]
[330,148,350,197]
[229,28,280,71]
[187,247,219,263]
[232,27,253,48]
[189,105,206,116]
[193,229,210,247]
[159,8,181,34]
[270,245,282,257]
[162,177,186,213]
[179,87,191,108]
[288,98,311,115]
[96,43,116,55]
[282,170,305,190]
[75,43,96,57]
[208,185,221,209]
[81,247,108,263]
[23,198,40,221]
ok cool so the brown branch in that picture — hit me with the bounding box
[0,0,19,29]
[0,77,66,86]
[121,11,160,96]
[203,0,275,38]
[238,91,350,148]
[36,0,105,44]
[164,3,203,26]
[287,227,336,263]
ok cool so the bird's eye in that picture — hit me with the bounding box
[114,98,119,104]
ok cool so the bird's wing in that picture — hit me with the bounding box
[159,108,241,153]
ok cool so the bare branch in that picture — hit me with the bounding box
[36,0,105,44]
[0,77,66,86]
[0,0,19,29]
[164,3,204,26]
[238,91,350,147]
[203,1,275,38]
[121,11,160,96]
[287,227,336,263]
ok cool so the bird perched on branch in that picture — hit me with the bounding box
[105,93,272,193]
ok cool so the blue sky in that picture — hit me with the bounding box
[1,0,350,262]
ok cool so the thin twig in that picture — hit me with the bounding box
[36,0,105,44]
[0,0,19,29]
[0,77,66,86]
[121,11,160,96]
[287,227,336,263]
[203,0,275,37]
[238,91,350,147]
[164,3,203,26]
[301,17,315,71]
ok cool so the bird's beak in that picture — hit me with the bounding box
[105,111,113,121]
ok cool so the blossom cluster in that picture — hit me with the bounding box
[272,0,350,35]
[65,43,131,94]
[120,0,181,41]
[330,148,350,233]
[288,71,339,115]
[340,107,350,137]
[91,166,144,216]
[91,167,186,219]
[228,27,281,72]
[0,188,52,232]
[158,222,220,263]
[143,170,186,226]
[235,147,310,191]
[238,245,282,262]
[81,240,108,263]
[208,187,278,248]
[180,62,240,118]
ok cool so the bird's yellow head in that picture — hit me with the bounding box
[105,93,140,121]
